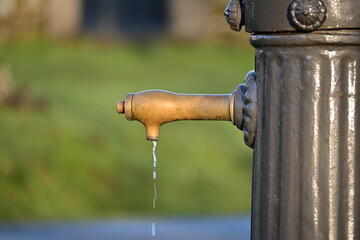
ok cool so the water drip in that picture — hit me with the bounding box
[151,221,156,237]
[150,140,158,239]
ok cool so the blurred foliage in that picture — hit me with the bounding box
[0,39,254,221]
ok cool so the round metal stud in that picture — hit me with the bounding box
[290,0,327,31]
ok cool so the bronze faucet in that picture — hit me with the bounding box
[117,71,257,147]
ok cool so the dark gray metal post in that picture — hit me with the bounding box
[226,0,360,239]
[251,33,360,240]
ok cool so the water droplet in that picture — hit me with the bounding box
[151,221,156,237]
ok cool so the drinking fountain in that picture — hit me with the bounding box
[117,0,360,238]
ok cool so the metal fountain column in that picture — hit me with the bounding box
[225,0,360,239]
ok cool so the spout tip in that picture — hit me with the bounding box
[146,125,160,141]
[117,100,125,114]
[147,136,160,141]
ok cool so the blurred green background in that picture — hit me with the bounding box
[0,0,254,221]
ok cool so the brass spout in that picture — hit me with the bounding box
[117,71,257,145]
[117,90,233,140]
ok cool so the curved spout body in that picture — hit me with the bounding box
[118,90,233,140]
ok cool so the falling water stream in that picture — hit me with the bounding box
[150,140,158,239]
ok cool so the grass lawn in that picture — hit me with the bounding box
[0,39,254,220]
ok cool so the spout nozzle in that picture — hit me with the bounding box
[146,125,160,141]
[117,100,125,114]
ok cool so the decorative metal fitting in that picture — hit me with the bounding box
[290,0,327,31]
[232,71,257,148]
[241,71,257,148]
[224,0,244,32]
